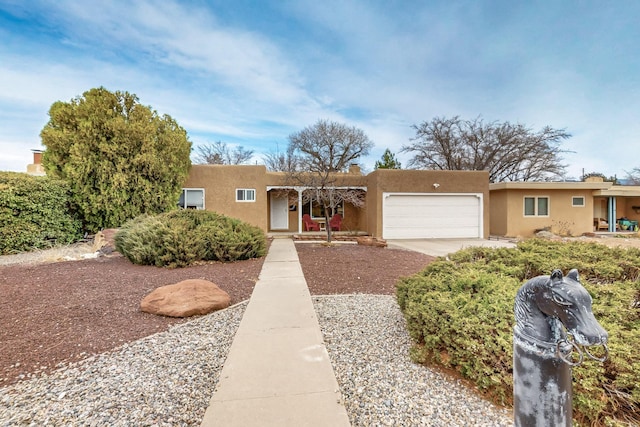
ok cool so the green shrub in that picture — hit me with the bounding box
[397,239,640,426]
[0,172,82,254]
[115,210,267,268]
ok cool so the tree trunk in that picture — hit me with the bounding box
[324,207,332,243]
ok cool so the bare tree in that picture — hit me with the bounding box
[625,168,640,185]
[401,116,571,182]
[287,119,373,242]
[194,141,254,165]
[262,144,300,172]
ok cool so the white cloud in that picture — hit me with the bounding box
[1,0,639,179]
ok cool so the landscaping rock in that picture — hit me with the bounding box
[356,236,388,247]
[140,279,230,317]
[91,231,107,252]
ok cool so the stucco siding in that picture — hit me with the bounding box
[489,190,508,236]
[498,188,595,237]
[184,165,268,230]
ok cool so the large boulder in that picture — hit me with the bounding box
[141,279,231,317]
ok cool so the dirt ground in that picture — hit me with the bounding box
[2,234,638,387]
[0,240,433,386]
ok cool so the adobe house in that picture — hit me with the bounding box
[182,164,491,239]
[489,177,640,237]
[27,149,640,239]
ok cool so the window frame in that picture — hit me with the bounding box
[236,188,256,202]
[572,196,585,207]
[178,188,205,210]
[301,198,345,220]
[523,196,550,217]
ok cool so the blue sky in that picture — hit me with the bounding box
[1,1,639,180]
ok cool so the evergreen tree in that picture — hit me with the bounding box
[374,148,402,169]
[41,87,192,232]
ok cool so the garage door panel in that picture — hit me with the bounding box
[383,194,481,239]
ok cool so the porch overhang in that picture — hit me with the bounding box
[266,186,367,191]
[593,186,640,197]
[266,186,367,233]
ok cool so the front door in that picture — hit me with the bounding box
[270,193,289,230]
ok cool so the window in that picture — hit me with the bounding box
[572,196,585,207]
[524,196,549,216]
[301,199,344,219]
[178,188,204,209]
[236,189,256,202]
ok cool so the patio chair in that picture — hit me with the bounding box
[329,214,342,231]
[302,214,320,231]
[594,218,609,231]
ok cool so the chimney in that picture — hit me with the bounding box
[27,149,46,176]
[33,150,43,165]
[584,176,604,183]
[348,163,361,175]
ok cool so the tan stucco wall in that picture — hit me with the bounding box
[183,165,268,230]
[493,188,595,237]
[366,169,490,238]
[489,190,508,236]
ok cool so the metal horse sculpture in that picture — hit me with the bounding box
[513,269,608,427]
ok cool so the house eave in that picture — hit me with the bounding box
[594,186,640,197]
[489,181,613,191]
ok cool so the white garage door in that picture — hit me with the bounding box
[383,193,482,239]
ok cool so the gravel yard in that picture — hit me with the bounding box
[7,237,633,425]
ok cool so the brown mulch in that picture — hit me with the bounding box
[296,243,434,295]
[0,254,264,387]
[0,242,434,387]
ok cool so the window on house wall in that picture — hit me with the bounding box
[236,189,256,202]
[178,188,204,209]
[301,199,344,219]
[572,196,585,207]
[524,196,549,216]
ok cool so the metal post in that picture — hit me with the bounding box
[513,325,573,426]
[513,269,608,427]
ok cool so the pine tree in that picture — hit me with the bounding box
[374,148,402,169]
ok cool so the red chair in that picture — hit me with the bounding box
[302,214,320,231]
[329,214,342,231]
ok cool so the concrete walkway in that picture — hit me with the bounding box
[200,239,351,426]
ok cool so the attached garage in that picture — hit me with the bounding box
[382,193,483,239]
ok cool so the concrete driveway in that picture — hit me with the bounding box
[387,238,516,257]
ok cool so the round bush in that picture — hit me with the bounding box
[115,210,267,268]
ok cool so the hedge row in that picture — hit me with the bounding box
[0,172,81,254]
[397,239,640,426]
[115,209,267,268]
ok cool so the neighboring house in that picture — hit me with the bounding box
[489,177,640,237]
[182,165,490,239]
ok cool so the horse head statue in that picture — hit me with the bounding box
[514,268,608,365]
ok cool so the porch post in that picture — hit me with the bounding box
[296,187,303,234]
[608,197,617,232]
